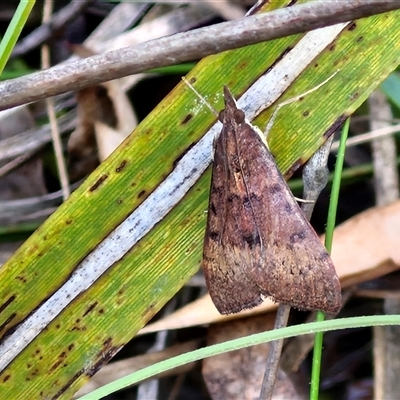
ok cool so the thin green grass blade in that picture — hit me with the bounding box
[0,0,35,74]
[79,315,400,399]
[310,118,350,400]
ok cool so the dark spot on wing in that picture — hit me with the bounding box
[290,231,306,243]
[243,196,251,209]
[318,251,331,262]
[250,193,259,201]
[210,202,217,215]
[209,232,219,241]
[243,233,261,248]
[230,154,241,173]
[285,203,293,213]
[270,184,282,194]
[227,194,239,203]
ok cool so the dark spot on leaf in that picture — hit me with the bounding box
[83,302,97,317]
[89,174,108,192]
[0,296,16,314]
[348,22,357,31]
[349,92,360,101]
[52,369,86,397]
[50,360,63,372]
[116,160,127,172]
[182,114,193,124]
[329,44,336,51]
[138,190,146,199]
[303,110,309,117]
[356,36,363,43]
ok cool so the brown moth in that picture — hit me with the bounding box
[202,86,341,315]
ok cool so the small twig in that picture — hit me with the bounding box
[41,0,70,200]
[259,304,291,400]
[331,123,400,151]
[1,0,399,110]
[0,151,35,178]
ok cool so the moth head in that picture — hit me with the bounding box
[218,108,245,124]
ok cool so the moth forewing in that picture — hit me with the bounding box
[202,86,341,315]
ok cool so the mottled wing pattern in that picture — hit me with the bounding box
[202,90,263,314]
[236,120,341,313]
[202,86,341,315]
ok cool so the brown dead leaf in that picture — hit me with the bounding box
[203,314,305,400]
[68,45,137,180]
[140,200,400,334]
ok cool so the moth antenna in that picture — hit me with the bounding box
[264,70,339,140]
[182,77,219,117]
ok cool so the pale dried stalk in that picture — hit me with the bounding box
[41,0,70,200]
